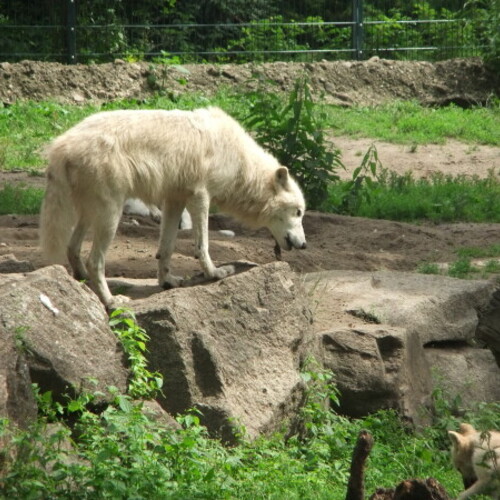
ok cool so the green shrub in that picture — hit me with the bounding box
[244,77,344,210]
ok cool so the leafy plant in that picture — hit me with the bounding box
[109,308,163,399]
[244,76,344,209]
[327,144,381,214]
[417,262,441,275]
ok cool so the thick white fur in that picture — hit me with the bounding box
[40,107,306,306]
[449,423,500,500]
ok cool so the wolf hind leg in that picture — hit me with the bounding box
[157,201,185,289]
[86,206,122,307]
[67,218,90,281]
[187,191,235,281]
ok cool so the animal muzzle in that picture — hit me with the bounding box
[285,232,307,250]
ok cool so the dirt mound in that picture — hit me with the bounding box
[0,57,497,106]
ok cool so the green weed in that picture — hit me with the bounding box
[417,262,441,275]
[0,183,44,215]
[109,308,163,399]
[329,170,500,223]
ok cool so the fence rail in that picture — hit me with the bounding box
[0,0,489,64]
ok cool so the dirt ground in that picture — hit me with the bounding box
[0,58,499,281]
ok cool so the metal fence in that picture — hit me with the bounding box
[0,0,488,64]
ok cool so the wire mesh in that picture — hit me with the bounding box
[0,1,487,63]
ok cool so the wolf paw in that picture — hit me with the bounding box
[105,294,131,312]
[160,275,184,290]
[213,264,236,280]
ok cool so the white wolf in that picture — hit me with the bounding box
[449,423,500,500]
[40,107,307,307]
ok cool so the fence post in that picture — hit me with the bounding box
[67,0,77,64]
[352,0,364,60]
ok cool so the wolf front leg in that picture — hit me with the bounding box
[456,478,491,500]
[187,190,235,281]
[157,201,185,289]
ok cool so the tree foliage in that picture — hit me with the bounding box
[0,0,495,62]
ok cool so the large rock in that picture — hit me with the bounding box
[307,270,495,345]
[305,270,498,424]
[476,288,500,366]
[318,325,432,425]
[132,262,313,442]
[0,323,37,428]
[0,265,129,423]
[425,346,500,406]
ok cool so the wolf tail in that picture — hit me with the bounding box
[39,146,76,265]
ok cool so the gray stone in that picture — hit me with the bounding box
[305,270,499,423]
[0,265,129,411]
[132,262,313,442]
[306,270,495,346]
[476,288,500,366]
[318,325,432,426]
[425,346,500,406]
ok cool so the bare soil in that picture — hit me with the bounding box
[0,58,499,281]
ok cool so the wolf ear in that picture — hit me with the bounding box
[458,423,475,435]
[275,167,289,188]
[448,431,462,446]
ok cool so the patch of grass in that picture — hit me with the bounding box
[447,256,480,279]
[325,100,500,145]
[1,94,499,173]
[0,183,44,215]
[417,262,441,275]
[417,245,500,279]
[455,244,500,259]
[328,170,500,223]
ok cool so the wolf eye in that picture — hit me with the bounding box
[296,209,302,217]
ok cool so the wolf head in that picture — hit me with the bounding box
[449,423,479,488]
[263,167,307,251]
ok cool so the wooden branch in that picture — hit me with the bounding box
[343,429,452,500]
[345,430,375,500]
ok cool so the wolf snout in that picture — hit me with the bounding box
[285,233,307,250]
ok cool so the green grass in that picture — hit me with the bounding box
[1,92,499,223]
[1,94,499,172]
[1,363,499,499]
[0,183,44,214]
[329,170,500,223]
[418,244,500,279]
[324,100,500,145]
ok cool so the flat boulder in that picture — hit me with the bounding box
[317,325,432,425]
[305,270,499,424]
